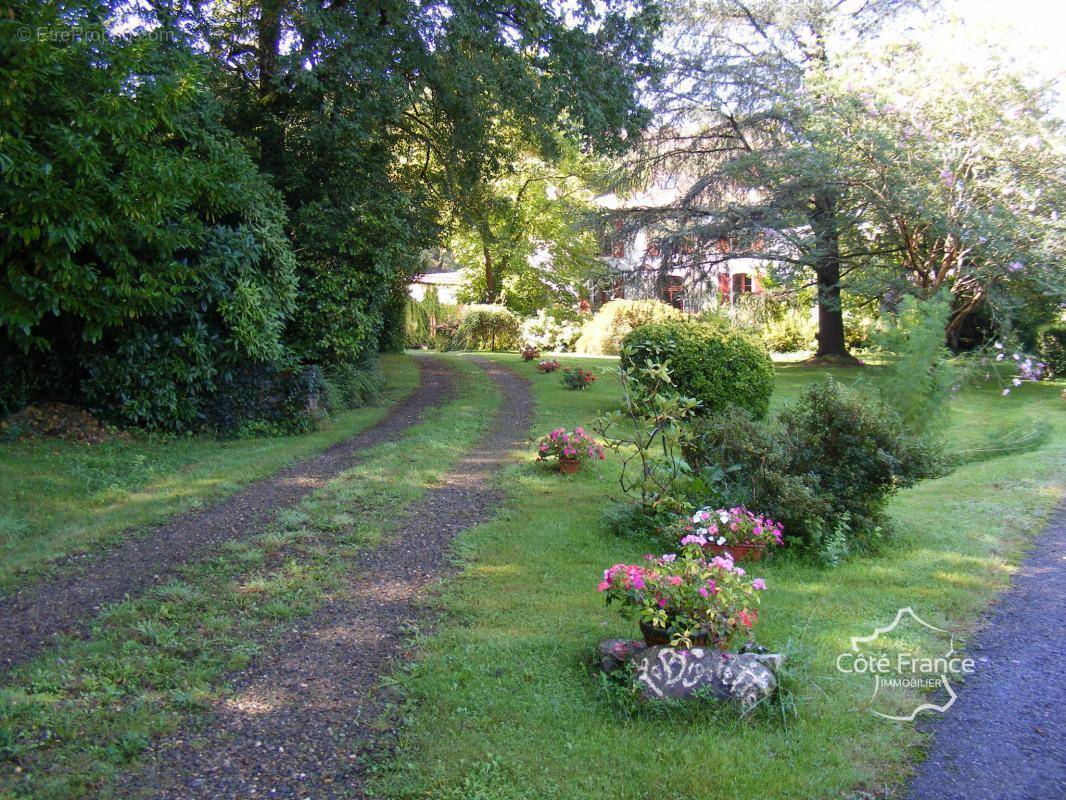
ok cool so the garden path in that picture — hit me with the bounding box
[0,356,457,671]
[118,356,533,799]
[907,500,1066,800]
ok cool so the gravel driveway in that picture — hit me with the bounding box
[121,356,533,799]
[907,500,1066,800]
[0,356,457,671]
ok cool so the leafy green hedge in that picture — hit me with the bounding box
[621,320,774,418]
[0,6,296,429]
[1036,324,1066,377]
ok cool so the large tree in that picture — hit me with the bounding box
[618,0,916,359]
[176,0,659,359]
[451,136,607,314]
[811,29,1066,346]
[621,1,1064,354]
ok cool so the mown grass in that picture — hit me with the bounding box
[0,355,499,800]
[369,354,1066,800]
[0,354,420,592]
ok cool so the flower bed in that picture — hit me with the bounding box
[598,541,766,647]
[536,426,606,473]
[561,367,595,390]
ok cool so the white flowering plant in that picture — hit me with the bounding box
[675,507,784,549]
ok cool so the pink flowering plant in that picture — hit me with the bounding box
[521,345,541,361]
[536,426,606,464]
[678,506,784,549]
[597,542,767,647]
[537,358,561,373]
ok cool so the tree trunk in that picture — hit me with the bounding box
[814,263,848,357]
[482,240,497,302]
[257,0,284,176]
[809,193,853,360]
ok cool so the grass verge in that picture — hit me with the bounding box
[0,354,420,592]
[0,355,498,800]
[369,354,1065,800]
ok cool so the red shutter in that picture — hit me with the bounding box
[718,272,731,301]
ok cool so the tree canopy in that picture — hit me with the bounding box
[620,0,1065,354]
[0,0,659,424]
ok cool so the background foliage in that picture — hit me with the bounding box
[0,0,658,429]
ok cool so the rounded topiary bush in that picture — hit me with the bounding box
[621,320,774,418]
[574,299,685,355]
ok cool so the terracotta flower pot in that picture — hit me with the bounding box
[558,459,580,474]
[639,620,709,648]
[704,542,766,561]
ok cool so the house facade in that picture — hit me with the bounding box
[590,190,767,313]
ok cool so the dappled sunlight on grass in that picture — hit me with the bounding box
[0,355,421,590]
[372,354,1066,800]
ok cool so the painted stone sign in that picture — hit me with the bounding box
[598,639,782,711]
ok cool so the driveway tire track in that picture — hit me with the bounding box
[124,356,533,800]
[0,356,457,671]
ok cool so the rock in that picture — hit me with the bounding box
[750,652,784,675]
[631,646,780,711]
[597,638,647,673]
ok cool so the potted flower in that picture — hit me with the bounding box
[560,366,595,390]
[536,426,605,474]
[598,542,767,648]
[538,358,561,373]
[677,507,783,561]
[521,345,541,361]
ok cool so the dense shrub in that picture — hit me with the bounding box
[205,365,328,436]
[521,306,584,352]
[1035,324,1066,377]
[323,360,386,410]
[621,321,774,419]
[779,380,941,542]
[378,290,409,354]
[683,381,941,558]
[683,409,830,552]
[0,351,44,417]
[761,310,816,353]
[0,9,296,428]
[574,299,685,355]
[454,305,521,351]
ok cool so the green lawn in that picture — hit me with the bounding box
[369,354,1066,799]
[0,355,500,800]
[0,354,419,591]
[2,353,1062,799]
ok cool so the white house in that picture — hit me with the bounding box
[408,269,464,305]
[591,188,769,313]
